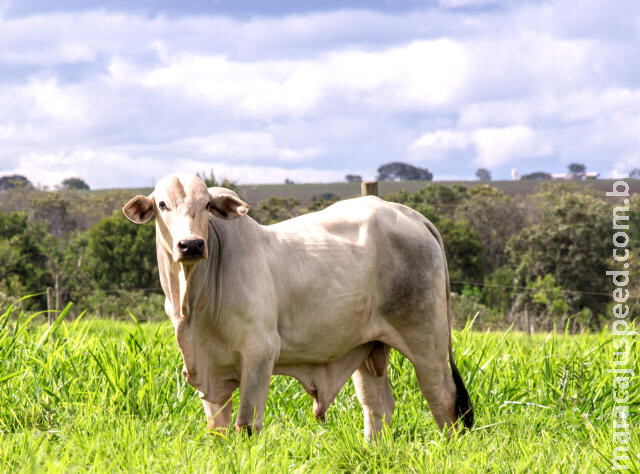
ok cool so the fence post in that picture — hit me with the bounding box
[47,286,54,326]
[361,181,378,197]
[54,273,60,312]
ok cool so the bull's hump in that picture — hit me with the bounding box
[272,196,391,229]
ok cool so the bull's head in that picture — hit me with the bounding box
[123,173,249,264]
[123,173,249,320]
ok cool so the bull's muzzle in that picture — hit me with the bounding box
[177,238,205,260]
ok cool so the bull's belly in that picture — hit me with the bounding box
[275,303,379,365]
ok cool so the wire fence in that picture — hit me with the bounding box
[448,280,615,297]
[58,280,622,299]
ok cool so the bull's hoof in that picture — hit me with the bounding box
[206,426,229,439]
[235,424,254,436]
[313,400,326,422]
[206,420,228,434]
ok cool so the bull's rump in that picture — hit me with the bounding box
[267,196,446,364]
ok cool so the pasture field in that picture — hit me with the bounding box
[0,305,638,473]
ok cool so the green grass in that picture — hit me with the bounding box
[1,304,638,473]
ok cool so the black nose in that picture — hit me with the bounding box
[178,239,205,258]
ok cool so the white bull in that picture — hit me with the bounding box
[123,173,473,438]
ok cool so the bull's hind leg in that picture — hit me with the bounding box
[397,315,459,432]
[352,343,395,440]
[412,352,458,432]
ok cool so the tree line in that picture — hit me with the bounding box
[0,178,636,332]
[342,161,619,183]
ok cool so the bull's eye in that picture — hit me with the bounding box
[158,201,168,210]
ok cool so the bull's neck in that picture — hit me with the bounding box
[157,215,269,325]
[156,216,223,324]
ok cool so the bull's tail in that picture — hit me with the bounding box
[422,218,474,430]
[449,345,474,429]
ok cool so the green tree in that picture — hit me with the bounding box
[482,266,517,314]
[304,193,339,212]
[437,218,484,284]
[568,163,586,179]
[43,231,94,309]
[197,169,240,194]
[521,171,551,180]
[60,177,90,190]
[84,212,158,290]
[384,184,468,223]
[529,274,569,321]
[250,197,301,225]
[0,211,51,305]
[384,189,439,222]
[455,185,525,272]
[0,174,32,191]
[506,186,610,325]
[27,192,77,237]
[377,162,433,181]
[475,168,491,181]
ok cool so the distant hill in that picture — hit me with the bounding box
[0,179,637,233]
[235,179,639,206]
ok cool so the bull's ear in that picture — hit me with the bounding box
[123,195,154,224]
[208,193,249,220]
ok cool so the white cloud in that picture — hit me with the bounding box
[7,149,123,188]
[114,38,468,119]
[136,54,323,118]
[408,125,554,167]
[0,8,490,65]
[3,149,350,188]
[472,125,551,167]
[181,162,349,186]
[437,0,503,8]
[327,40,469,108]
[177,132,320,162]
[408,130,470,161]
[611,155,640,178]
[25,77,89,121]
[0,124,17,140]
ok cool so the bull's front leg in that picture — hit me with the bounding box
[235,348,278,435]
[201,396,233,432]
[196,377,239,433]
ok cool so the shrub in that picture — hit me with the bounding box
[79,290,165,321]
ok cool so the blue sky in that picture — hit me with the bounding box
[0,0,638,188]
